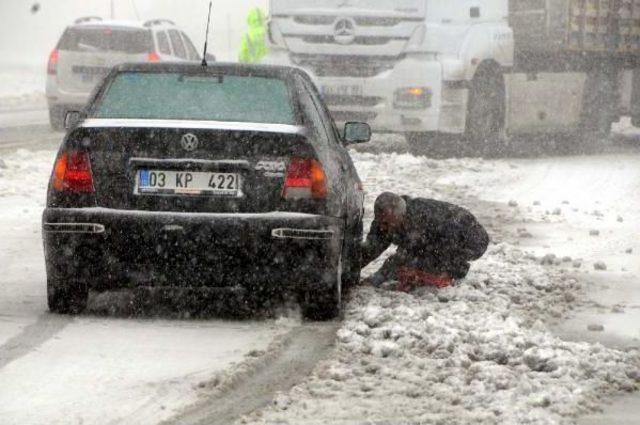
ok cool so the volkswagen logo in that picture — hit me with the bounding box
[180,133,199,152]
[334,18,356,45]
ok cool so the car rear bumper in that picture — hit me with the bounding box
[46,77,91,110]
[43,207,344,291]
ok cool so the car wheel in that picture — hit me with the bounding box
[300,257,342,321]
[49,107,65,132]
[342,221,363,291]
[47,277,88,314]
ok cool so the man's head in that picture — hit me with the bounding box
[374,192,407,234]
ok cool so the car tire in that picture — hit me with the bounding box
[466,66,507,157]
[342,221,363,291]
[47,277,88,314]
[49,107,65,132]
[300,258,342,321]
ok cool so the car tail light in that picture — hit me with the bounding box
[148,52,161,62]
[47,49,59,75]
[282,158,327,200]
[52,151,95,193]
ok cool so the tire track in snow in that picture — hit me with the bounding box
[0,314,72,370]
[162,322,339,425]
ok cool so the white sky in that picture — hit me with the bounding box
[0,0,268,68]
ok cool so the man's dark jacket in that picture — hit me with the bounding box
[362,197,490,280]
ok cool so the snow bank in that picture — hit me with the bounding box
[242,152,640,425]
[244,248,639,425]
[0,67,46,110]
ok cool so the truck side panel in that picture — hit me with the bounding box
[505,73,586,134]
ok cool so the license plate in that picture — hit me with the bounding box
[136,170,240,197]
[322,84,364,97]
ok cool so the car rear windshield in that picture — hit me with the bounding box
[92,72,297,124]
[58,27,152,54]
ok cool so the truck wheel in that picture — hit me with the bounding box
[300,258,342,321]
[466,67,506,156]
[579,68,615,146]
[405,133,434,156]
[47,277,88,314]
[49,107,65,132]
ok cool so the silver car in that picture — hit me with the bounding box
[46,17,202,130]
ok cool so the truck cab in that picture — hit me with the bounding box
[264,0,512,137]
[266,0,640,153]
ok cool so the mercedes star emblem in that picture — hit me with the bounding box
[334,18,357,45]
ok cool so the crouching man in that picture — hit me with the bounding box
[362,192,490,291]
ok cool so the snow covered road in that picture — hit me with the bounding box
[0,149,297,425]
[0,131,639,424]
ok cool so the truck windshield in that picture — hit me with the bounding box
[92,72,297,124]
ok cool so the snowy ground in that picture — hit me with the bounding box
[0,65,45,108]
[0,131,639,424]
[238,147,640,425]
[0,149,292,425]
[0,66,49,131]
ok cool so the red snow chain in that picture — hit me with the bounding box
[396,268,454,292]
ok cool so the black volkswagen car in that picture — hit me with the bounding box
[42,63,370,320]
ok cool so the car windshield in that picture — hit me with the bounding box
[58,27,153,54]
[92,72,297,124]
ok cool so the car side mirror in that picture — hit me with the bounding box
[343,122,371,145]
[64,110,84,130]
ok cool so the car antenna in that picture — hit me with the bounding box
[201,1,213,67]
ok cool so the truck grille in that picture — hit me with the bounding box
[291,15,410,27]
[323,95,384,108]
[294,56,396,78]
[330,111,378,123]
[300,35,400,46]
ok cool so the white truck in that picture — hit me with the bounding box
[264,0,640,153]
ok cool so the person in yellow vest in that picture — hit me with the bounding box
[239,8,269,63]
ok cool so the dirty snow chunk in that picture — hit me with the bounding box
[588,324,605,332]
[362,306,387,328]
[508,200,519,207]
[517,228,533,238]
[540,253,557,265]
[552,208,562,215]
[626,248,633,254]
[589,229,601,237]
[0,159,6,169]
[523,347,560,372]
[594,261,608,271]
[617,216,624,223]
[533,200,541,206]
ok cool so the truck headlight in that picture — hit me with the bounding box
[394,87,432,109]
[404,24,427,53]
